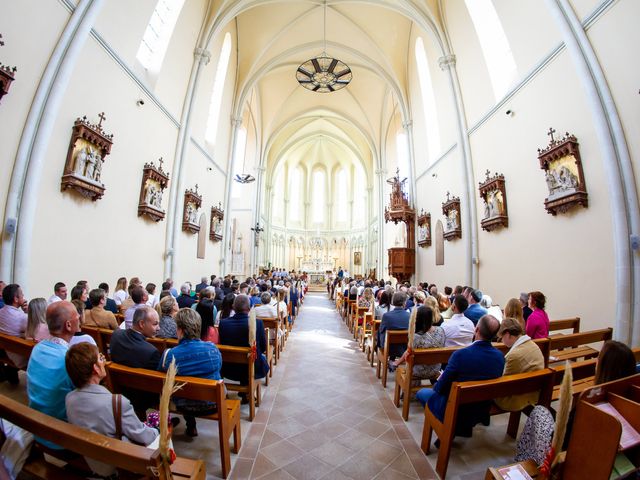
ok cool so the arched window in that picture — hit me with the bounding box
[312,170,325,224]
[289,166,302,221]
[396,131,410,193]
[464,0,517,100]
[205,33,232,144]
[230,126,247,199]
[136,0,185,74]
[415,37,441,162]
[353,167,366,227]
[336,168,347,222]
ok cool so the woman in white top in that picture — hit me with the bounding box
[113,277,128,306]
[145,282,159,308]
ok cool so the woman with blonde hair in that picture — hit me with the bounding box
[113,277,128,306]
[504,297,525,331]
[424,296,443,326]
[25,298,49,341]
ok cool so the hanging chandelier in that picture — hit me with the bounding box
[296,1,352,93]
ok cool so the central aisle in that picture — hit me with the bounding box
[230,293,437,480]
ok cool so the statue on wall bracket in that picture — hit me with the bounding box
[138,158,169,222]
[210,202,224,242]
[61,112,113,201]
[417,209,431,247]
[537,127,588,215]
[182,184,202,234]
[479,170,508,232]
[442,192,461,241]
[0,34,17,105]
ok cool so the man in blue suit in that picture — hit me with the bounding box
[416,314,504,438]
[377,291,410,359]
[218,295,269,402]
[463,289,488,326]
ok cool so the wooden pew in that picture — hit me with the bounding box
[548,327,612,363]
[264,328,274,387]
[352,306,368,340]
[421,368,556,480]
[105,363,239,478]
[358,312,374,352]
[0,393,205,479]
[549,358,598,402]
[0,332,36,370]
[394,339,550,421]
[217,345,261,421]
[549,317,581,334]
[375,330,409,388]
[366,320,381,367]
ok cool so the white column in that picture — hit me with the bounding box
[2,0,103,292]
[546,0,639,346]
[221,116,243,274]
[376,168,387,279]
[439,53,479,287]
[164,46,211,280]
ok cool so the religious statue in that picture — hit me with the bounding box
[84,148,98,181]
[154,188,163,208]
[546,165,579,198]
[145,184,156,205]
[418,224,429,242]
[74,147,88,176]
[93,154,102,182]
[446,209,459,231]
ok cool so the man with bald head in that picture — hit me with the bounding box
[27,301,79,448]
[416,314,504,440]
[219,295,269,400]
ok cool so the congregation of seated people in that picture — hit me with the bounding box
[0,269,306,476]
[331,273,640,456]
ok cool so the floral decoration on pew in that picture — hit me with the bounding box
[249,307,257,361]
[155,358,184,478]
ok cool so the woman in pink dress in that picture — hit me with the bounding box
[25,298,49,341]
[525,291,549,339]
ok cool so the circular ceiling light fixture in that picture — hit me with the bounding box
[296,56,352,93]
[234,173,255,184]
[296,1,352,93]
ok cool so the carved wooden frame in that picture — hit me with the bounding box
[417,209,431,247]
[60,114,113,201]
[210,202,224,242]
[182,185,202,234]
[0,34,17,104]
[538,128,588,215]
[138,159,169,222]
[479,170,508,232]
[442,192,461,241]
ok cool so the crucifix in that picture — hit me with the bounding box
[158,157,164,170]
[547,127,556,143]
[97,112,106,129]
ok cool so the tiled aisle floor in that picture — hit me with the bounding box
[229,293,437,480]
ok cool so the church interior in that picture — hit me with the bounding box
[1,0,640,478]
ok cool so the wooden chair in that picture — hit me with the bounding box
[375,330,408,388]
[548,317,581,334]
[114,313,124,326]
[217,345,261,421]
[548,327,612,363]
[358,312,374,351]
[261,317,281,364]
[0,393,205,479]
[421,369,555,479]
[264,328,273,386]
[352,306,368,340]
[366,320,381,367]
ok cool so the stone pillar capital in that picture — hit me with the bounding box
[438,54,456,71]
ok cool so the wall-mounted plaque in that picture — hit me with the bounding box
[210,202,224,242]
[479,170,508,231]
[442,192,461,241]
[538,128,588,215]
[138,158,169,222]
[61,113,113,201]
[417,209,431,247]
[0,34,17,104]
[182,185,202,234]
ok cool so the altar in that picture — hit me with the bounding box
[309,273,326,285]
[301,260,333,272]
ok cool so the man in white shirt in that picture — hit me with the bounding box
[442,295,475,347]
[255,292,277,319]
[47,282,68,305]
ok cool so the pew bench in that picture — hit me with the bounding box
[395,339,550,421]
[548,317,581,334]
[421,368,555,480]
[548,327,612,363]
[261,317,281,364]
[105,362,239,478]
[549,358,597,402]
[0,393,205,479]
[365,320,381,367]
[358,312,374,352]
